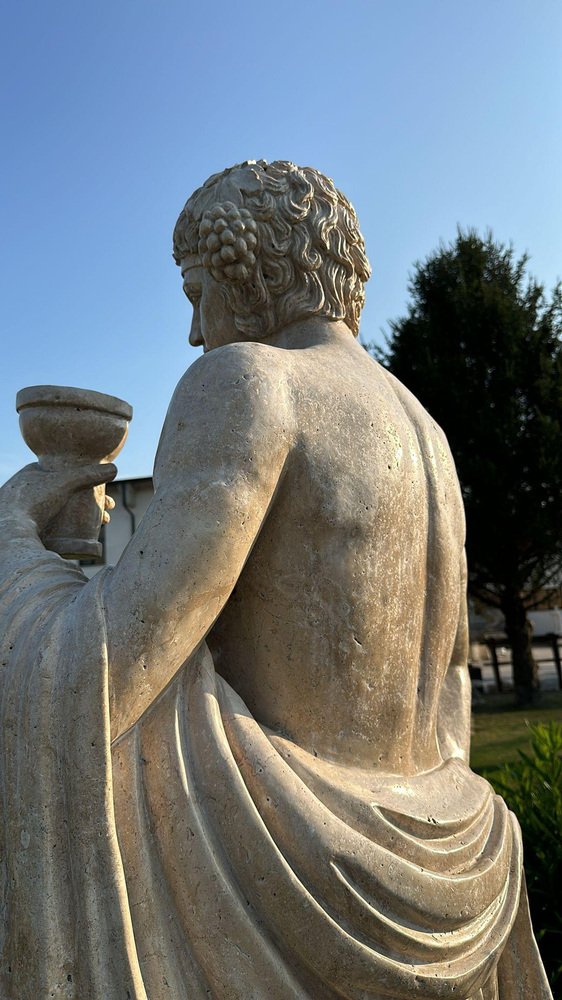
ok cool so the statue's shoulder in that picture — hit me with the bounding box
[192,339,289,375]
[155,344,295,480]
[168,342,293,433]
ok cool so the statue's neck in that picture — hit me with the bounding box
[265,316,352,351]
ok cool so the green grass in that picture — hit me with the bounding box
[470,689,562,776]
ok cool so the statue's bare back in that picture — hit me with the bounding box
[204,330,466,773]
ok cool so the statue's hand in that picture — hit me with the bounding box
[0,462,117,535]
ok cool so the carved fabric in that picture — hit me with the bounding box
[0,560,144,998]
[0,563,552,998]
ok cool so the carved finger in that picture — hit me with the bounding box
[64,462,118,492]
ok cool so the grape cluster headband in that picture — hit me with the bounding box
[198,201,258,284]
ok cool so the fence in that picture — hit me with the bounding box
[482,634,562,692]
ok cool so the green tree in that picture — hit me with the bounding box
[376,230,562,704]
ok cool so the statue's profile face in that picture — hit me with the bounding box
[180,256,240,352]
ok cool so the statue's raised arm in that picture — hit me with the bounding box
[104,342,293,739]
[0,160,551,999]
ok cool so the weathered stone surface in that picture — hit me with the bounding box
[0,161,552,998]
[16,384,131,559]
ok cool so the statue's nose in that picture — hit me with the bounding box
[189,313,203,347]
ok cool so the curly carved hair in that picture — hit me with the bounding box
[173,160,371,338]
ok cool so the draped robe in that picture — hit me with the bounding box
[0,553,552,999]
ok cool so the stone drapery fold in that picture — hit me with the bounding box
[0,562,552,998]
[0,559,145,999]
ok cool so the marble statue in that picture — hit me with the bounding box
[0,161,552,999]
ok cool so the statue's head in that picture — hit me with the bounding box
[173,160,371,341]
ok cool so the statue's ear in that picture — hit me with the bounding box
[198,203,258,285]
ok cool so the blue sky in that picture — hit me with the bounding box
[2,0,561,480]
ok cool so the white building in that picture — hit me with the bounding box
[80,476,154,579]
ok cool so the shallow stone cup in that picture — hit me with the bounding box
[16,385,133,560]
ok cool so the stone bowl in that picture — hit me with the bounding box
[16,385,133,560]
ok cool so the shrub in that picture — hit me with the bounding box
[490,721,562,993]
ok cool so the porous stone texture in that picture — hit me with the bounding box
[0,161,552,998]
[16,384,131,559]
